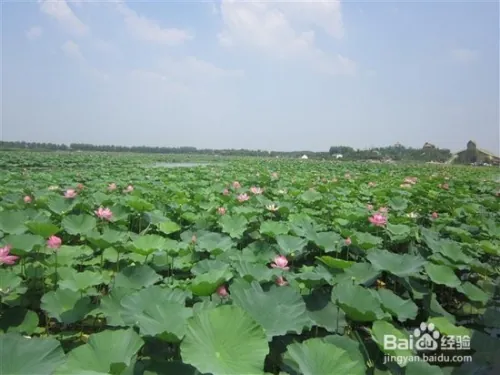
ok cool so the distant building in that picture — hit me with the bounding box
[335,154,343,159]
[423,142,436,149]
[301,154,309,159]
[394,142,403,148]
[451,140,500,165]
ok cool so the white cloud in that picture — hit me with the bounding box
[61,40,109,80]
[216,0,355,75]
[61,40,84,60]
[115,2,193,45]
[26,26,43,40]
[451,48,480,63]
[39,0,89,36]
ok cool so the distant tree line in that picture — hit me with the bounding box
[0,140,451,162]
[329,144,452,162]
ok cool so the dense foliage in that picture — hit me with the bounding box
[0,140,452,161]
[0,151,499,375]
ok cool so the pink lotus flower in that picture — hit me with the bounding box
[232,181,241,189]
[24,196,32,203]
[0,245,19,265]
[369,213,387,227]
[191,235,197,244]
[442,183,449,190]
[345,237,352,246]
[124,185,134,193]
[271,255,289,270]
[237,193,250,202]
[250,186,263,195]
[217,285,229,298]
[222,188,229,196]
[64,189,77,199]
[217,207,226,215]
[431,212,439,219]
[276,276,288,286]
[47,236,62,250]
[77,183,84,191]
[108,183,117,191]
[367,204,374,211]
[95,207,113,221]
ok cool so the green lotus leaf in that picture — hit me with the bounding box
[113,265,162,290]
[180,305,268,375]
[332,281,388,322]
[25,221,60,238]
[377,288,418,322]
[120,285,192,341]
[230,279,312,339]
[58,270,104,292]
[260,221,289,237]
[424,263,461,288]
[62,214,97,236]
[219,214,249,238]
[55,329,144,375]
[41,288,94,324]
[283,337,365,375]
[0,333,66,375]
[367,249,427,277]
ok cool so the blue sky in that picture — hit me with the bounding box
[1,0,499,152]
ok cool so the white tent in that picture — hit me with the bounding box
[301,154,308,159]
[335,154,343,159]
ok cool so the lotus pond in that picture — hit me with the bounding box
[0,151,499,375]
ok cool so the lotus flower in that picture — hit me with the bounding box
[191,235,197,244]
[24,196,32,203]
[232,181,241,189]
[400,183,412,189]
[124,185,134,193]
[0,245,19,265]
[404,177,418,184]
[345,173,351,179]
[237,193,250,202]
[217,207,226,215]
[271,255,289,270]
[222,188,229,196]
[271,172,278,179]
[108,183,117,191]
[368,182,377,187]
[378,206,388,213]
[266,204,278,212]
[367,204,374,211]
[276,276,288,286]
[431,212,439,219]
[217,285,229,298]
[64,189,77,199]
[77,183,84,191]
[369,213,387,227]
[95,207,113,221]
[442,183,449,190]
[250,186,263,195]
[345,237,352,246]
[406,212,418,219]
[47,236,62,250]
